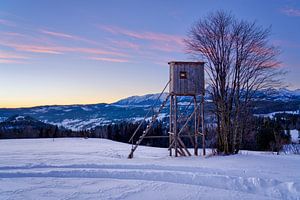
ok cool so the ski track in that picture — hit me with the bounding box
[0,138,299,200]
[0,163,299,199]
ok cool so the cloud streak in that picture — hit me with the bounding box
[280,7,300,17]
[39,29,100,46]
[87,56,129,63]
[98,25,185,55]
[40,29,78,40]
[110,40,140,50]
[0,59,27,64]
[0,51,29,59]
[3,42,63,54]
[0,19,16,27]
[0,40,128,57]
[0,51,29,64]
[0,19,182,65]
[148,42,181,52]
[99,25,184,46]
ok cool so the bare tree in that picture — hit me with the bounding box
[185,11,283,154]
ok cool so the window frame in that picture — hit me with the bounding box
[179,71,187,79]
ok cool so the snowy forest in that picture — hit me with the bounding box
[1,113,299,154]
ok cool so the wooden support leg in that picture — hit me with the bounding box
[174,96,178,157]
[178,137,191,156]
[194,96,198,156]
[178,145,186,156]
[169,95,173,156]
[202,93,206,156]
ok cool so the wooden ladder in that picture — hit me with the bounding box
[128,94,170,158]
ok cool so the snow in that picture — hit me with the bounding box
[14,116,25,121]
[113,93,168,107]
[131,113,167,123]
[255,111,300,118]
[32,107,48,113]
[0,138,300,200]
[46,118,111,131]
[81,106,92,111]
[290,129,300,143]
[48,119,82,130]
[32,106,64,113]
[0,117,7,122]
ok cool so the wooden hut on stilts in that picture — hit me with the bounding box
[128,61,206,158]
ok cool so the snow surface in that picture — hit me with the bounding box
[0,138,300,200]
[255,111,300,118]
[45,118,110,131]
[0,117,7,122]
[290,129,300,143]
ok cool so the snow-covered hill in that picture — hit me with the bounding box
[0,138,299,199]
[0,88,299,130]
[113,88,300,106]
[112,93,169,107]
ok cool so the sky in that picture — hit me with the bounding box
[0,0,300,108]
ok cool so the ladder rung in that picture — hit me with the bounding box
[128,92,171,159]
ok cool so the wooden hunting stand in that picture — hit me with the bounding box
[128,61,205,158]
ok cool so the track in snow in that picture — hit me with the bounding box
[0,138,299,200]
[0,163,299,199]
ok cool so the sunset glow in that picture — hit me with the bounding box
[1,0,300,108]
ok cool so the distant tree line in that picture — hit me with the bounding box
[1,114,299,154]
[0,123,72,139]
[212,113,300,153]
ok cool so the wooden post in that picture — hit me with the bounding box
[174,95,178,157]
[194,96,198,156]
[202,93,206,156]
[169,95,173,156]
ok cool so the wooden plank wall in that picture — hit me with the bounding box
[169,62,204,96]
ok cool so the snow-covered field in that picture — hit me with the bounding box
[0,138,299,200]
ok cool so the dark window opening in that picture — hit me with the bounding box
[179,71,187,79]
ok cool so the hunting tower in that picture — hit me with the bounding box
[128,61,206,158]
[169,61,204,96]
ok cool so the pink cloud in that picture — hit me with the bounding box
[110,40,140,50]
[0,50,30,64]
[87,56,129,63]
[0,39,127,57]
[0,52,29,59]
[148,42,181,52]
[280,7,300,17]
[40,29,100,45]
[68,47,127,57]
[99,25,184,46]
[1,23,179,64]
[11,43,63,54]
[40,29,78,40]
[1,32,27,37]
[0,19,16,27]
[0,59,27,64]
[98,25,186,54]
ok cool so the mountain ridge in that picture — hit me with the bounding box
[0,88,299,130]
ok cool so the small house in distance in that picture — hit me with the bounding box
[168,61,205,96]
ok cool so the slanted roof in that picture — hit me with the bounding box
[168,61,205,65]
